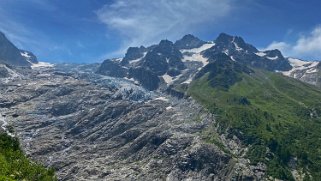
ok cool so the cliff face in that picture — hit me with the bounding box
[0,32,32,66]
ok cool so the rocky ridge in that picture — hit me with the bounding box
[98,33,320,89]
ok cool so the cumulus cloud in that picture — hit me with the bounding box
[265,26,321,60]
[265,41,291,52]
[293,27,321,56]
[97,0,233,54]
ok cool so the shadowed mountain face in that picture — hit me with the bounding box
[0,32,33,67]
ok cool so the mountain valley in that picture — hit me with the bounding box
[0,31,321,181]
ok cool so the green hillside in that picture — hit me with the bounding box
[0,133,56,181]
[188,59,321,180]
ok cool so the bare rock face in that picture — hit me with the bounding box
[0,32,31,66]
[0,65,264,180]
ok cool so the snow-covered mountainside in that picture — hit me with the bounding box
[97,33,321,90]
[282,58,320,86]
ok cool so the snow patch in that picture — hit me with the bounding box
[232,37,243,51]
[182,77,193,84]
[288,58,311,67]
[306,68,318,74]
[20,51,31,58]
[129,52,147,65]
[267,56,278,60]
[31,62,54,69]
[255,52,266,57]
[130,58,143,64]
[181,43,214,67]
[223,49,229,55]
[154,97,169,102]
[282,58,319,76]
[182,53,209,66]
[181,43,215,54]
[166,106,173,110]
[112,58,123,63]
[162,73,173,84]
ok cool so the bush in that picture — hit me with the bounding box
[0,133,56,180]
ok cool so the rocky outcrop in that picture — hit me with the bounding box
[96,59,127,77]
[128,67,160,90]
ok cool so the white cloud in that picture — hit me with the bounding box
[293,26,321,57]
[265,26,321,60]
[265,41,291,53]
[96,0,234,55]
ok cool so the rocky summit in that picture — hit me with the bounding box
[1,32,321,181]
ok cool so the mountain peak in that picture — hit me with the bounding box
[216,33,244,45]
[214,33,258,53]
[217,32,233,39]
[215,33,236,43]
[159,39,174,46]
[174,34,205,49]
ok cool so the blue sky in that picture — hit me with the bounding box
[0,0,320,63]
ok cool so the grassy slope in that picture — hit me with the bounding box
[0,133,56,181]
[188,69,321,180]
